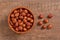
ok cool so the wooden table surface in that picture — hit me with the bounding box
[0,0,60,40]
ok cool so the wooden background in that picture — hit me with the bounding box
[0,0,60,40]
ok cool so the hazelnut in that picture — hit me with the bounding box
[42,25,46,29]
[11,18,17,23]
[27,14,30,17]
[18,20,21,23]
[15,13,19,17]
[24,16,27,19]
[27,17,31,21]
[19,9,23,12]
[43,19,49,23]
[15,22,18,26]
[23,19,27,23]
[11,14,14,18]
[19,22,23,26]
[26,22,32,26]
[30,19,33,23]
[15,27,18,31]
[38,21,43,25]
[19,15,23,19]
[24,10,28,13]
[47,24,52,29]
[48,13,53,18]
[30,15,33,18]
[23,28,27,31]
[27,26,30,29]
[14,10,18,13]
[21,12,26,16]
[39,14,44,19]
[19,26,23,30]
[23,24,26,27]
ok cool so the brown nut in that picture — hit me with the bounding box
[23,19,27,23]
[43,19,49,23]
[14,10,18,13]
[38,21,43,25]
[47,24,52,29]
[19,26,23,30]
[19,22,23,26]
[11,14,14,18]
[24,10,28,13]
[21,12,26,16]
[18,20,21,23]
[30,19,34,23]
[39,14,44,19]
[15,22,18,26]
[26,22,32,26]
[23,28,27,31]
[15,27,19,31]
[15,13,19,17]
[19,9,23,12]
[27,26,31,29]
[48,13,53,18]
[19,15,23,19]
[42,25,46,29]
[23,24,26,27]
[11,18,17,23]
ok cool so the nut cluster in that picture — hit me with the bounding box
[8,8,34,33]
[38,13,53,29]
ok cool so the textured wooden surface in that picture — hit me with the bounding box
[0,0,60,40]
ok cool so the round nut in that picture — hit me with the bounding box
[18,20,21,23]
[47,24,52,29]
[15,27,19,31]
[39,14,44,19]
[43,19,49,23]
[19,15,23,19]
[24,10,28,13]
[24,16,27,19]
[23,28,27,31]
[14,10,18,13]
[48,13,53,18]
[23,19,27,23]
[27,14,30,17]
[42,25,46,29]
[11,14,14,18]
[30,19,33,23]
[23,24,26,27]
[19,9,23,12]
[15,13,19,17]
[19,22,23,26]
[21,12,26,16]
[15,22,18,26]
[38,21,43,25]
[27,26,31,29]
[19,26,23,30]
[11,18,17,23]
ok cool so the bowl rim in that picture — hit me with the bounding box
[8,7,34,34]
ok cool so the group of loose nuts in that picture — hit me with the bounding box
[38,13,53,29]
[8,8,34,33]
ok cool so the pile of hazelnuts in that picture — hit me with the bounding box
[38,13,53,29]
[8,8,34,33]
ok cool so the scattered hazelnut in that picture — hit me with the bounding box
[48,13,53,18]
[47,24,52,29]
[42,25,46,29]
[39,14,44,19]
[38,21,43,25]
[43,19,49,23]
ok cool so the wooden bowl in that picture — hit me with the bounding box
[8,7,34,34]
